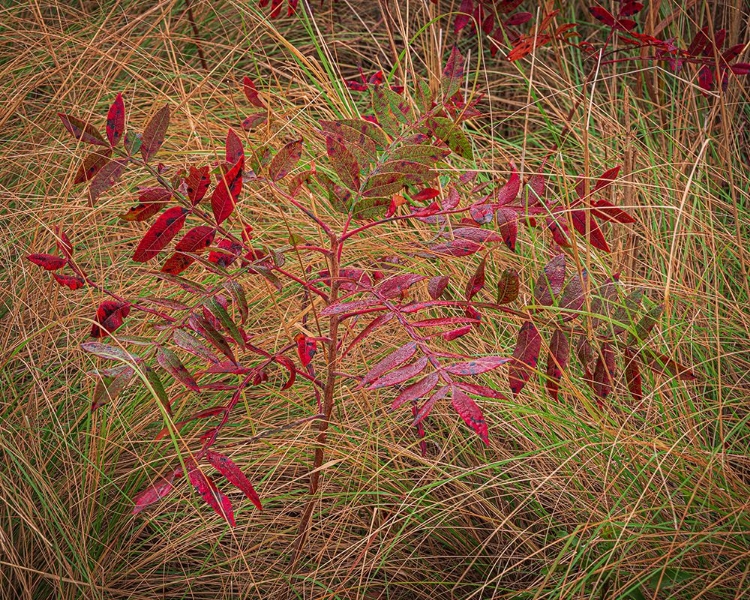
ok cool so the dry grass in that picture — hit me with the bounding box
[0,0,748,598]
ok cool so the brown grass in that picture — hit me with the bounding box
[0,1,748,598]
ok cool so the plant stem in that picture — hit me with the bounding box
[292,235,342,565]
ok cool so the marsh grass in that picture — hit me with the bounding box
[0,1,748,598]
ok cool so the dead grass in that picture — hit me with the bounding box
[0,1,748,599]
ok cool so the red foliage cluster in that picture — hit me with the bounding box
[29,41,696,526]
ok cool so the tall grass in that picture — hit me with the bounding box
[0,0,747,598]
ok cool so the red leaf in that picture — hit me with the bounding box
[342,313,394,358]
[593,342,615,401]
[643,352,697,381]
[558,268,588,320]
[209,239,242,267]
[443,325,473,341]
[445,356,509,376]
[295,333,317,367]
[505,12,532,26]
[225,129,244,167]
[368,356,428,389]
[188,466,235,526]
[412,187,440,202]
[392,372,439,410]
[412,386,450,426]
[452,388,489,444]
[534,254,566,306]
[120,187,172,221]
[623,347,642,403]
[211,158,243,225]
[242,112,267,131]
[274,355,297,390]
[53,273,84,290]
[496,267,519,304]
[132,472,176,514]
[362,341,417,387]
[496,162,520,205]
[455,381,507,399]
[326,136,360,191]
[428,238,483,257]
[412,316,479,329]
[589,6,615,27]
[141,104,170,162]
[686,27,709,56]
[576,336,596,372]
[27,253,66,271]
[268,138,303,181]
[89,158,127,205]
[161,226,216,275]
[509,321,541,396]
[470,203,494,224]
[615,18,637,31]
[206,450,262,510]
[428,275,450,299]
[619,2,643,17]
[106,93,125,147]
[698,66,714,91]
[730,63,750,75]
[183,166,210,205]
[74,149,112,184]
[377,273,425,299]
[455,0,473,33]
[594,165,621,192]
[90,301,130,338]
[571,210,610,252]
[320,298,382,317]
[465,256,487,300]
[453,227,503,244]
[442,45,465,100]
[55,227,73,260]
[526,171,546,204]
[545,329,569,401]
[156,347,200,392]
[496,208,518,251]
[547,216,572,247]
[591,199,636,224]
[443,187,460,210]
[58,113,107,146]
[243,76,265,107]
[133,207,188,263]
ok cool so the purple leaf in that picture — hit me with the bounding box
[509,321,541,396]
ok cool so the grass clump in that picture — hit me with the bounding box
[0,1,748,599]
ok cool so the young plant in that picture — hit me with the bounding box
[29,46,695,527]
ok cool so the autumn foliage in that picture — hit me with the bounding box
[27,8,710,526]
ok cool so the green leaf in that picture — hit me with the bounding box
[351,197,390,219]
[144,366,171,415]
[415,77,433,114]
[430,117,473,160]
[92,366,134,411]
[156,347,200,392]
[628,304,664,345]
[387,145,450,165]
[370,86,400,137]
[204,298,244,347]
[124,131,142,156]
[222,280,248,324]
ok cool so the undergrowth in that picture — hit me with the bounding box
[0,1,748,599]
